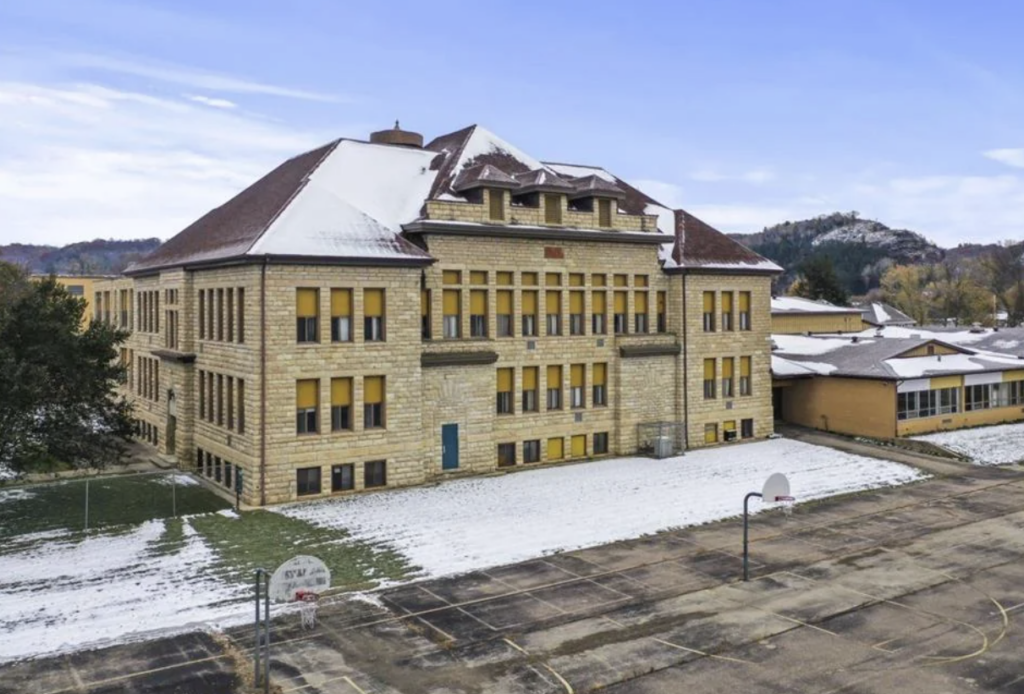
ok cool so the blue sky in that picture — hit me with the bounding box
[2,0,1023,246]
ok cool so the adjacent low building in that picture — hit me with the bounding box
[94,123,782,505]
[858,301,916,329]
[770,296,864,334]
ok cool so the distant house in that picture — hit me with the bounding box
[858,302,916,329]
[770,296,863,334]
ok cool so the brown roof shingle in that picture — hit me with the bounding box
[672,210,778,271]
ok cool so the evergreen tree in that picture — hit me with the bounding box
[795,255,848,305]
[0,263,134,472]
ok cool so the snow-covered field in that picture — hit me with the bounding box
[277,439,927,578]
[913,423,1024,466]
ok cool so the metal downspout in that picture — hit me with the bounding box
[259,259,268,506]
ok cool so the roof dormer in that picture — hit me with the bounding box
[568,175,626,228]
[511,169,575,225]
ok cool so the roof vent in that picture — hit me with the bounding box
[370,120,423,148]
[851,336,859,343]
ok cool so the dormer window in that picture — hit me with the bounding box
[489,189,505,221]
[544,194,562,224]
[598,199,612,227]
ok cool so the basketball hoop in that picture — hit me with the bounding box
[295,590,320,630]
[774,495,796,518]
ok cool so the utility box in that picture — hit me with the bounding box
[637,422,685,459]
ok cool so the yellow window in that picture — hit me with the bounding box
[593,362,606,386]
[614,291,627,312]
[635,291,648,314]
[722,292,733,314]
[421,290,430,318]
[331,378,352,406]
[443,290,460,316]
[522,290,537,315]
[470,271,488,285]
[546,272,561,286]
[497,271,513,286]
[546,291,561,314]
[592,273,607,287]
[598,198,612,227]
[740,357,751,377]
[614,274,628,287]
[497,290,512,314]
[331,289,352,317]
[296,288,318,317]
[296,379,318,408]
[570,364,584,387]
[489,189,504,220]
[592,291,606,314]
[703,291,714,312]
[739,291,750,312]
[635,275,648,287]
[547,365,562,388]
[442,270,462,285]
[470,290,487,315]
[364,289,384,317]
[547,437,564,460]
[523,366,538,390]
[569,273,584,287]
[704,423,718,444]
[497,367,513,393]
[571,434,586,458]
[723,358,734,378]
[544,194,562,224]
[522,272,538,286]
[364,376,384,404]
[704,359,715,380]
[657,291,666,313]
[724,420,736,433]
[569,291,584,314]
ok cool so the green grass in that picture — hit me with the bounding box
[190,510,414,592]
[0,473,230,544]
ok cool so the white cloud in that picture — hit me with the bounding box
[185,94,237,109]
[983,148,1024,168]
[0,81,358,245]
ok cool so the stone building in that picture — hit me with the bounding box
[95,123,781,505]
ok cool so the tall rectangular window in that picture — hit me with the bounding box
[544,194,562,224]
[216,288,224,341]
[704,423,718,444]
[364,460,387,488]
[522,366,539,413]
[522,290,538,337]
[227,288,235,342]
[592,291,607,334]
[332,464,355,492]
[496,290,513,337]
[739,292,751,331]
[547,437,564,461]
[238,379,245,433]
[206,290,214,340]
[470,289,488,337]
[297,288,319,343]
[296,379,318,434]
[723,420,737,442]
[443,290,461,339]
[657,291,667,333]
[523,439,541,464]
[592,362,607,406]
[198,291,206,340]
[496,368,513,415]
[613,291,628,334]
[364,376,385,428]
[569,291,585,335]
[546,290,562,336]
[227,376,234,430]
[199,371,206,420]
[741,419,754,439]
[216,374,224,426]
[721,292,734,331]
[547,365,562,410]
[571,434,587,458]
[703,359,716,399]
[570,364,585,409]
[703,292,715,332]
[421,289,432,340]
[331,377,352,431]
[364,289,385,341]
[594,432,609,454]
[297,467,321,496]
[740,357,752,396]
[489,189,505,221]
[598,198,612,227]
[237,287,245,343]
[634,291,649,334]
[722,357,735,398]
[497,443,516,468]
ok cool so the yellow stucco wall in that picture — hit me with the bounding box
[771,312,863,334]
[897,342,960,358]
[780,377,897,438]
[32,275,111,327]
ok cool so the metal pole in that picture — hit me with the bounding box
[743,492,762,581]
[254,569,261,686]
[172,472,177,518]
[264,577,270,694]
[84,479,90,531]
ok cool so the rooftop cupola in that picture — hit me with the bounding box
[568,174,626,201]
[369,120,424,148]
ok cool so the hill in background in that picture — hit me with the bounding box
[0,238,162,275]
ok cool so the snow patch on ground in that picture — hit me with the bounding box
[913,423,1024,466]
[276,439,926,580]
[0,487,35,503]
[153,473,200,487]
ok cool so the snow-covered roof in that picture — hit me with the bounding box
[771,296,862,314]
[858,301,916,327]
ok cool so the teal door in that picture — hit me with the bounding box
[441,424,459,470]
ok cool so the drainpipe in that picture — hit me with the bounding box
[682,273,690,449]
[259,258,268,507]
